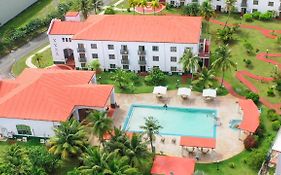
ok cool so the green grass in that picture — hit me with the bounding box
[31,48,54,68]
[12,44,49,76]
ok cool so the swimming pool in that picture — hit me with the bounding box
[123,104,217,138]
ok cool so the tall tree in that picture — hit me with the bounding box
[138,0,147,14]
[140,116,162,154]
[193,66,215,89]
[129,0,139,15]
[224,0,237,28]
[200,0,215,33]
[211,45,236,86]
[111,68,132,89]
[179,49,200,81]
[151,0,160,15]
[74,0,93,19]
[0,144,32,175]
[48,118,88,160]
[86,111,113,146]
[92,0,103,14]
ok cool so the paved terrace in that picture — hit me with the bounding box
[111,90,245,163]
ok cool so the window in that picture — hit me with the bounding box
[268,2,274,6]
[171,66,177,72]
[78,43,84,48]
[152,46,159,51]
[109,54,115,59]
[81,63,86,67]
[65,38,68,42]
[153,66,160,69]
[122,55,128,60]
[139,55,145,61]
[108,44,114,50]
[170,57,177,62]
[16,125,32,135]
[192,0,198,2]
[170,0,175,5]
[139,46,145,51]
[185,47,192,51]
[62,38,65,42]
[170,46,177,52]
[110,64,116,69]
[153,56,159,61]
[252,9,258,12]
[123,65,129,69]
[253,0,258,5]
[92,53,98,59]
[79,53,86,58]
[69,38,71,42]
[121,45,128,50]
[91,44,97,49]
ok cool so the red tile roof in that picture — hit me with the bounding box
[151,156,195,175]
[0,69,113,122]
[49,15,202,43]
[65,11,79,17]
[180,136,216,149]
[238,99,260,133]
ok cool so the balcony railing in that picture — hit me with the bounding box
[138,60,146,65]
[241,0,247,7]
[138,50,146,55]
[121,59,129,64]
[77,47,85,52]
[79,57,87,62]
[120,49,129,55]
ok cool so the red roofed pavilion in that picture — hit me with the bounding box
[151,155,195,175]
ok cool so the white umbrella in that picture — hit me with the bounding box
[177,88,191,97]
[153,86,167,96]
[202,88,216,98]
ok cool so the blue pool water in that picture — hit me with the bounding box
[123,104,217,138]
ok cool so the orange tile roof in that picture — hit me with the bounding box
[151,155,195,175]
[65,11,79,17]
[49,15,202,43]
[238,99,260,133]
[0,69,113,122]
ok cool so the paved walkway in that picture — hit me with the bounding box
[25,45,51,68]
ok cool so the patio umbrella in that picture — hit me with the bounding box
[153,86,167,96]
[202,88,217,98]
[177,87,191,97]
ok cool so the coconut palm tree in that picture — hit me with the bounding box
[48,118,88,159]
[138,0,147,14]
[140,116,162,154]
[211,45,236,86]
[92,0,103,14]
[0,144,32,175]
[179,49,200,81]
[86,111,113,146]
[224,0,237,28]
[151,0,160,15]
[193,66,215,89]
[129,0,139,15]
[200,0,215,33]
[75,0,93,20]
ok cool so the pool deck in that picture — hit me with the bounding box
[112,90,245,163]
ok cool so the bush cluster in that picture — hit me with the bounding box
[244,135,258,150]
[243,11,275,22]
[145,68,166,86]
[246,92,259,105]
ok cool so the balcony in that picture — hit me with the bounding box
[121,59,129,64]
[120,49,129,55]
[77,47,85,52]
[279,6,281,11]
[79,57,87,62]
[241,0,247,7]
[138,50,146,55]
[138,60,146,65]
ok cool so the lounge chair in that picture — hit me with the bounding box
[172,138,176,144]
[161,137,165,143]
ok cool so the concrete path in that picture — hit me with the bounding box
[25,45,51,68]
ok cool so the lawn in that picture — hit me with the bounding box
[31,48,54,68]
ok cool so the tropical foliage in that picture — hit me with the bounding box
[87,59,101,71]
[151,0,160,15]
[180,49,200,81]
[182,3,200,16]
[193,67,215,89]
[144,67,166,86]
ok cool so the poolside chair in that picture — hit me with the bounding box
[22,137,27,142]
[201,148,210,154]
[171,138,176,144]
[161,137,165,143]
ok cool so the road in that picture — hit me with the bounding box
[0,0,113,79]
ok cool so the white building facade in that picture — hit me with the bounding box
[48,15,210,73]
[166,0,281,16]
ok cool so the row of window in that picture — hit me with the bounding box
[62,38,72,42]
[108,64,178,71]
[253,1,276,7]
[80,43,189,53]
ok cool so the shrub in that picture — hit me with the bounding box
[243,59,252,68]
[216,26,237,44]
[87,59,101,71]
[272,121,280,131]
[145,68,166,86]
[104,7,116,14]
[217,86,228,96]
[246,92,259,105]
[243,41,254,55]
[252,11,261,19]
[247,148,267,170]
[229,162,235,168]
[259,12,273,21]
[127,8,131,12]
[244,135,258,150]
[243,13,253,22]
[267,87,275,97]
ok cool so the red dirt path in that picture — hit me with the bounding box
[210,19,281,114]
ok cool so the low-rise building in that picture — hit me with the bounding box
[47,14,210,73]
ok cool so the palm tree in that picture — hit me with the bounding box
[211,45,236,86]
[0,144,32,175]
[79,147,105,174]
[224,0,237,29]
[86,111,113,146]
[140,116,162,154]
[75,0,93,20]
[129,0,139,15]
[151,0,160,15]
[180,49,200,81]
[138,0,147,14]
[92,0,103,14]
[48,118,88,160]
[200,0,215,33]
[193,67,215,89]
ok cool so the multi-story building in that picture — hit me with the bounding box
[166,0,281,16]
[47,13,210,73]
